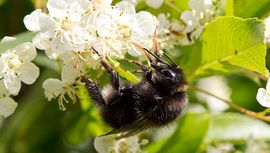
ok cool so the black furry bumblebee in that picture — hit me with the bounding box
[82,35,188,137]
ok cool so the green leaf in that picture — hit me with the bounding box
[64,85,106,144]
[181,41,203,78]
[146,136,170,153]
[227,75,265,112]
[0,32,35,53]
[157,113,210,153]
[0,0,6,6]
[191,16,269,80]
[33,54,59,72]
[206,113,270,142]
[225,0,234,16]
[234,0,270,18]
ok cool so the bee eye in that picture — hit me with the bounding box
[161,69,175,78]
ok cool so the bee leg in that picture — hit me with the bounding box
[81,77,106,106]
[131,70,144,74]
[91,47,120,91]
[124,59,149,72]
[100,59,120,91]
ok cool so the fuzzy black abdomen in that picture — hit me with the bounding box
[101,87,138,129]
[150,91,188,126]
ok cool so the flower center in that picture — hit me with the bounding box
[2,52,22,70]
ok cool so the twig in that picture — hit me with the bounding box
[189,85,270,122]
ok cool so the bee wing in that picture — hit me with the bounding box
[100,104,160,138]
[101,115,148,137]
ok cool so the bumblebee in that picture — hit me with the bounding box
[82,36,188,137]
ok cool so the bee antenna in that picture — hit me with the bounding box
[162,53,178,68]
[130,42,155,65]
[143,48,172,68]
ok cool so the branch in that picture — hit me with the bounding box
[189,85,270,122]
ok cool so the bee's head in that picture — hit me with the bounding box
[150,56,186,90]
[130,42,187,90]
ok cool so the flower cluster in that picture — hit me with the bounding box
[196,76,230,113]
[129,0,227,46]
[180,0,226,44]
[94,135,148,153]
[23,0,169,109]
[24,0,160,60]
[0,37,39,117]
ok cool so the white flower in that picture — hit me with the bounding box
[0,37,39,95]
[189,0,213,12]
[245,136,270,153]
[264,16,270,47]
[196,76,230,113]
[24,0,92,56]
[94,135,148,153]
[207,143,235,153]
[145,0,164,9]
[42,63,85,110]
[180,0,226,43]
[24,0,164,63]
[0,80,17,118]
[256,78,270,107]
[0,97,17,118]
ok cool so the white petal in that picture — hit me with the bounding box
[15,43,37,62]
[47,0,68,19]
[181,11,198,32]
[256,88,270,107]
[18,62,40,85]
[44,49,58,60]
[1,36,16,44]
[42,78,64,101]
[135,11,157,35]
[51,37,72,55]
[0,80,10,96]
[145,0,164,9]
[264,16,270,45]
[266,78,270,91]
[61,63,83,83]
[68,0,91,22]
[157,13,170,29]
[23,9,53,32]
[0,97,17,117]
[65,26,88,50]
[94,136,116,153]
[93,0,112,7]
[4,75,21,95]
[190,25,204,39]
[23,9,43,31]
[0,57,5,75]
[189,0,212,12]
[116,1,136,15]
[32,33,51,50]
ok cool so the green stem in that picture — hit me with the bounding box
[257,108,270,116]
[190,85,270,122]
